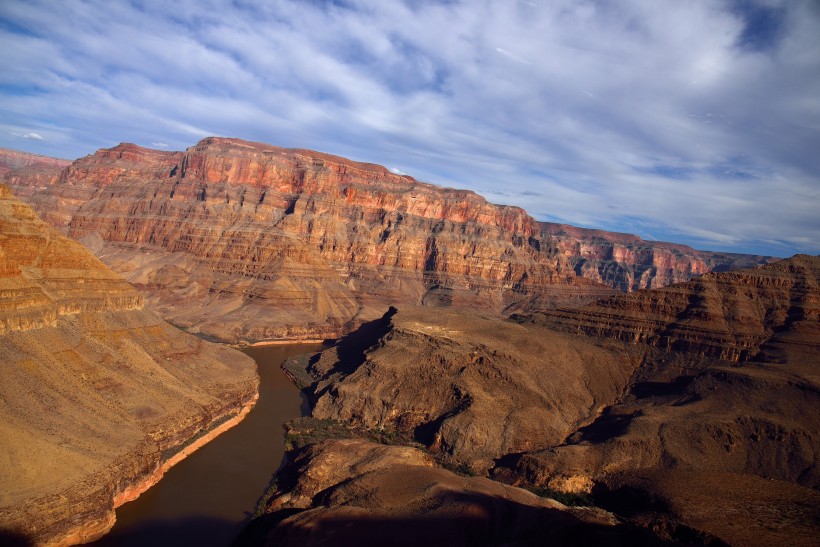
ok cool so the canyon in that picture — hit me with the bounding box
[0,183,259,546]
[1,141,812,546]
[250,255,819,546]
[2,140,773,343]
[538,222,775,292]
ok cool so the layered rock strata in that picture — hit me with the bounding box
[4,140,777,343]
[0,148,70,176]
[522,254,819,362]
[4,138,768,343]
[539,222,777,291]
[0,184,259,545]
[0,149,71,229]
[293,256,819,545]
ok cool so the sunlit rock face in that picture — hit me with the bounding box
[5,138,610,342]
[539,222,777,292]
[0,183,259,546]
[3,139,774,342]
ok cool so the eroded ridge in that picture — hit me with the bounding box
[0,184,259,546]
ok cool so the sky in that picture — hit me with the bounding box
[1,0,818,257]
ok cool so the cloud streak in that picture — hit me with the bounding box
[0,0,818,256]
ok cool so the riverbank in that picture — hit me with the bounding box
[39,394,259,547]
[89,343,324,547]
[113,393,259,509]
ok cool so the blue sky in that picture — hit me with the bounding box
[1,0,818,256]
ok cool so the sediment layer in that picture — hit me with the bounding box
[0,183,259,546]
[290,256,819,545]
[4,139,770,343]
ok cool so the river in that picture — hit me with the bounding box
[90,342,325,547]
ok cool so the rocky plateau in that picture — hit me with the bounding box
[2,140,772,343]
[0,183,259,546]
[254,255,819,546]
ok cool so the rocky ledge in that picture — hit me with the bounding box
[270,256,818,545]
[0,184,259,546]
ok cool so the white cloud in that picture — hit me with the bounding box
[11,131,44,140]
[0,0,817,256]
[151,142,169,148]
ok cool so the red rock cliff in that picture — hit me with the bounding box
[5,139,774,341]
[540,222,777,291]
[6,138,607,341]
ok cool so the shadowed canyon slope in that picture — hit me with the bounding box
[0,184,259,545]
[289,256,819,546]
[2,139,771,342]
[240,439,675,547]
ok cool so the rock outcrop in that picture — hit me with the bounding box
[293,256,819,545]
[540,222,777,291]
[306,307,638,473]
[239,439,674,547]
[521,254,819,362]
[0,183,259,545]
[3,139,768,343]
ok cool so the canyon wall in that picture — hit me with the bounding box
[0,148,70,176]
[5,138,609,342]
[4,139,773,343]
[540,222,776,291]
[0,183,259,545]
[289,256,819,545]
[522,254,819,362]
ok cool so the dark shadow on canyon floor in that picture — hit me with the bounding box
[232,490,688,547]
[0,528,33,547]
[331,306,397,376]
[568,408,642,444]
[89,515,242,547]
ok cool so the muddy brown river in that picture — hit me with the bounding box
[90,342,325,547]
